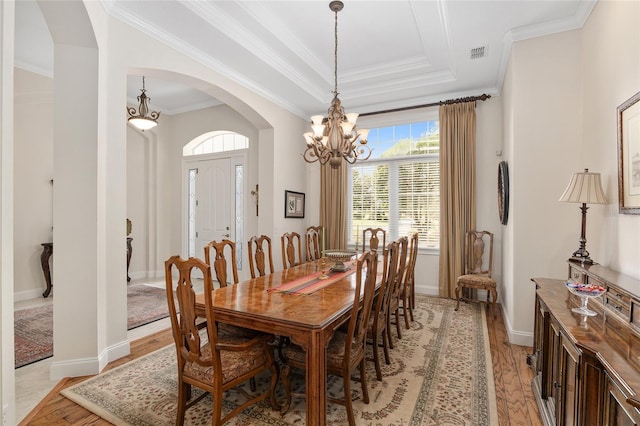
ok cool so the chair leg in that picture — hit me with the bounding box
[381,327,391,365]
[212,384,223,426]
[491,288,498,317]
[176,382,188,426]
[386,316,394,349]
[455,285,461,311]
[360,359,370,404]
[411,281,416,310]
[372,331,382,381]
[394,309,402,339]
[402,296,410,329]
[343,372,356,426]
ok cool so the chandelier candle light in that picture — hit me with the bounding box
[559,168,608,265]
[127,76,161,131]
[303,1,372,169]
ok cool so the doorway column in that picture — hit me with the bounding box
[0,1,16,424]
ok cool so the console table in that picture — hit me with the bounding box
[529,263,640,425]
[40,238,133,297]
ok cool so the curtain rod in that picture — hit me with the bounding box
[359,94,491,117]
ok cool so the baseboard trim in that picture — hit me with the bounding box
[49,339,131,380]
[14,288,47,302]
[415,284,439,296]
[502,309,534,346]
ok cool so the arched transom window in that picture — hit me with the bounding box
[183,131,249,156]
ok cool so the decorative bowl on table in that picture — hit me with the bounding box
[323,250,357,272]
[565,281,606,316]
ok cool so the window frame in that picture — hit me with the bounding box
[346,108,440,254]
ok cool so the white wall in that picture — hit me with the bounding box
[502,29,584,345]
[1,2,17,422]
[13,69,53,300]
[499,1,640,346]
[582,1,640,275]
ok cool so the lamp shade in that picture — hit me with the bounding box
[559,168,608,204]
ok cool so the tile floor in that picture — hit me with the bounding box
[15,279,179,423]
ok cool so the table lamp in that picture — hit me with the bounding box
[559,168,608,265]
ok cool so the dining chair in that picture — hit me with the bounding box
[164,255,279,426]
[362,227,386,253]
[248,234,275,279]
[281,231,303,270]
[455,230,497,315]
[398,232,419,328]
[204,239,261,350]
[305,225,323,261]
[388,236,408,344]
[204,239,239,288]
[280,250,378,426]
[366,241,399,381]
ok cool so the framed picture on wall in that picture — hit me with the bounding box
[284,190,305,218]
[617,91,640,214]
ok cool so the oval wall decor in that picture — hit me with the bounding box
[498,161,509,225]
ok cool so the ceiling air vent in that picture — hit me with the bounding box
[470,46,486,60]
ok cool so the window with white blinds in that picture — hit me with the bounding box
[347,120,440,249]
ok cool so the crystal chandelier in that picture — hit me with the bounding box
[127,76,161,131]
[303,1,371,169]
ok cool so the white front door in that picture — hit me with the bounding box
[193,157,232,256]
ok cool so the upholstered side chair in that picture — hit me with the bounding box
[455,230,497,314]
[164,255,279,425]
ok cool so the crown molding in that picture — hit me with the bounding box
[106,2,309,118]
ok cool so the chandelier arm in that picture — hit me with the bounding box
[353,144,373,162]
[303,147,320,163]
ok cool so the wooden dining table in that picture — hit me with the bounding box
[194,258,376,425]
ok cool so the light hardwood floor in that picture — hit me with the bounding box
[20,301,542,425]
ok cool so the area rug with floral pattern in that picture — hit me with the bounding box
[60,295,497,425]
[15,283,170,368]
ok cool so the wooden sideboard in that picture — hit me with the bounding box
[529,262,640,426]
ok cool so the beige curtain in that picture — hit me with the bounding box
[438,102,477,298]
[320,163,347,249]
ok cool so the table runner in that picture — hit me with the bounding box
[268,263,356,295]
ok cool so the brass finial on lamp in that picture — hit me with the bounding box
[559,168,608,265]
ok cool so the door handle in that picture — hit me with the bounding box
[223,234,230,238]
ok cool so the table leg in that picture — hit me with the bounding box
[41,243,53,297]
[306,329,327,424]
[126,237,133,282]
